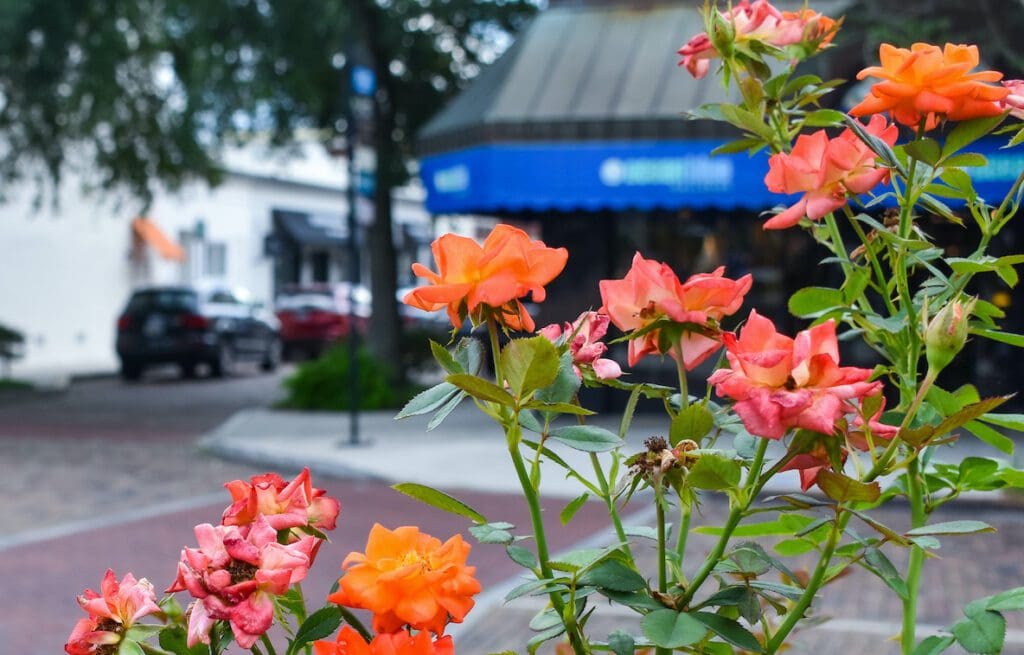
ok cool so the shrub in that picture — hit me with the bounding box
[280,342,418,411]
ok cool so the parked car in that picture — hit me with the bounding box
[115,285,281,380]
[274,283,371,360]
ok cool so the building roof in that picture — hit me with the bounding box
[417,0,849,155]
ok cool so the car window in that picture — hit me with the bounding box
[207,290,241,304]
[127,290,198,313]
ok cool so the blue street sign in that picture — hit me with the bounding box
[351,65,376,97]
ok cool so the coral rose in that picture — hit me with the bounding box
[538,311,622,380]
[327,524,481,635]
[708,311,880,439]
[403,224,567,332]
[314,626,454,655]
[763,115,898,229]
[850,43,1009,130]
[65,570,160,655]
[599,253,752,370]
[222,467,340,534]
[167,516,316,648]
[678,0,835,79]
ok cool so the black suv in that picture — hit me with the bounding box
[115,286,281,381]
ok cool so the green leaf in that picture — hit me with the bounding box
[862,547,908,600]
[944,114,1006,157]
[391,483,487,523]
[670,404,715,445]
[952,609,1006,654]
[906,521,996,537]
[687,454,741,491]
[560,493,590,526]
[535,351,581,408]
[972,328,1024,347]
[964,420,1015,455]
[905,138,942,166]
[911,635,956,655]
[527,624,565,654]
[159,626,208,655]
[803,108,847,127]
[117,640,145,655]
[788,286,845,317]
[453,337,485,374]
[504,578,561,602]
[426,391,466,432]
[578,559,647,592]
[507,544,538,570]
[395,382,458,419]
[692,612,763,652]
[979,412,1024,431]
[501,336,559,397]
[816,470,881,503]
[550,547,612,573]
[446,373,515,406]
[430,340,461,374]
[957,457,1004,491]
[942,152,988,168]
[469,522,515,545]
[291,606,343,653]
[641,610,707,649]
[550,425,623,452]
[607,630,636,655]
[987,587,1024,611]
[774,538,816,556]
[522,400,595,416]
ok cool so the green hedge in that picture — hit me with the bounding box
[280,343,419,411]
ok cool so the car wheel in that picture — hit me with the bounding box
[261,338,282,372]
[120,361,143,382]
[181,362,198,379]
[211,343,234,378]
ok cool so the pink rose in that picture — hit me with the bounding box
[763,115,898,229]
[1001,80,1024,119]
[65,570,160,655]
[708,311,881,439]
[539,311,622,380]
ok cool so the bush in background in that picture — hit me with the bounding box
[280,343,419,411]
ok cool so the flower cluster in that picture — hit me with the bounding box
[539,311,622,380]
[66,570,160,655]
[600,253,752,370]
[678,0,835,79]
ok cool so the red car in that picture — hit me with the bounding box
[274,284,370,359]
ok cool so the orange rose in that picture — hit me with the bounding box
[403,224,567,332]
[314,627,454,655]
[327,525,481,635]
[850,43,1009,130]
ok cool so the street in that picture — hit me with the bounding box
[1,371,1024,654]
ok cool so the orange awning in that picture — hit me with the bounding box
[132,217,185,262]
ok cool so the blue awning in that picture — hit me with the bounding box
[420,137,1023,215]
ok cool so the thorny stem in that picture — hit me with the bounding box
[902,457,927,654]
[655,492,671,655]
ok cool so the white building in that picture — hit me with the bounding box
[0,143,432,381]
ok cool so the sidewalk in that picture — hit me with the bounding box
[199,404,1024,501]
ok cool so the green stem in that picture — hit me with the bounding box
[843,205,898,315]
[901,458,927,654]
[337,607,373,643]
[260,634,278,655]
[589,452,634,564]
[655,493,670,655]
[674,501,693,582]
[678,438,770,606]
[675,348,690,412]
[766,518,842,653]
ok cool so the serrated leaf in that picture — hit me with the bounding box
[863,547,908,600]
[803,108,846,127]
[391,483,487,523]
[692,612,763,652]
[426,391,466,431]
[395,382,459,419]
[504,578,561,602]
[911,635,956,655]
[608,630,636,655]
[560,493,590,526]
[987,587,1024,611]
[816,470,880,503]
[687,454,741,491]
[944,114,1006,157]
[953,609,1005,654]
[536,351,581,409]
[642,610,706,649]
[446,373,515,406]
[292,606,343,651]
[965,420,1015,455]
[430,340,461,374]
[550,425,622,452]
[670,404,715,445]
[905,521,995,537]
[905,138,942,166]
[971,328,1024,347]
[501,336,559,397]
[578,559,647,592]
[507,544,539,570]
[470,522,515,545]
[934,397,1012,438]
